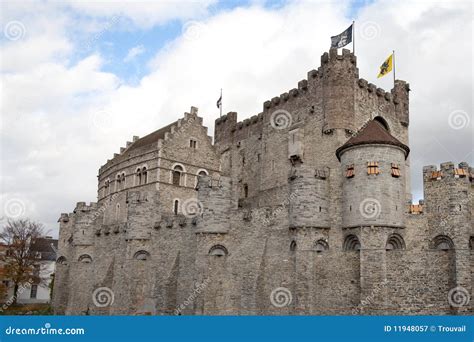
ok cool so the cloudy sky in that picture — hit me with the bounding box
[0,0,472,236]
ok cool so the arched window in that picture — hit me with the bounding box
[290,240,297,252]
[209,245,228,257]
[133,250,150,261]
[243,184,249,198]
[116,174,121,191]
[136,168,142,185]
[78,254,92,263]
[343,235,361,251]
[374,116,390,131]
[386,234,405,250]
[195,169,208,186]
[172,165,184,186]
[142,167,148,184]
[57,256,68,265]
[173,199,179,215]
[432,235,454,251]
[314,239,329,253]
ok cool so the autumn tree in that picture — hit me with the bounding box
[0,219,47,304]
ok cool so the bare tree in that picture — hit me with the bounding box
[0,219,46,304]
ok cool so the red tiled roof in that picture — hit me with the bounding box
[336,120,410,160]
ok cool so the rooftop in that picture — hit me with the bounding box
[336,119,410,160]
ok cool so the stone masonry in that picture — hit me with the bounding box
[53,48,473,315]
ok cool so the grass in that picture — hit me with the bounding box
[0,303,53,315]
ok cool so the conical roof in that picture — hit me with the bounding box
[336,120,410,160]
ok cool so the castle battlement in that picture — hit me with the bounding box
[214,47,410,145]
[54,48,473,317]
[423,161,472,181]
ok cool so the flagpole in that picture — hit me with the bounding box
[352,20,355,55]
[392,50,396,86]
[220,88,222,117]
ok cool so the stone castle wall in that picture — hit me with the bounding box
[52,49,473,315]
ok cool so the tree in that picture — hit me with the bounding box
[0,219,46,304]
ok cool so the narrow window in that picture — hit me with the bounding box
[172,165,183,186]
[189,139,197,148]
[142,167,148,184]
[345,164,355,178]
[121,173,126,188]
[173,200,179,215]
[30,284,38,299]
[242,156,245,166]
[104,180,109,195]
[116,174,121,191]
[136,168,142,185]
[367,162,379,175]
[244,184,249,198]
[391,163,400,178]
[257,154,261,162]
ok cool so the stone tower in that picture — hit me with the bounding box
[336,119,410,311]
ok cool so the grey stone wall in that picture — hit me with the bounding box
[52,48,473,316]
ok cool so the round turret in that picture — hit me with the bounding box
[336,120,409,228]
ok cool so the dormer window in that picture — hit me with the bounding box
[345,164,354,178]
[189,139,197,148]
[391,163,400,177]
[367,162,379,175]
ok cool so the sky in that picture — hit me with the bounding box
[0,0,472,236]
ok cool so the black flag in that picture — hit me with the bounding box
[216,94,222,109]
[331,24,353,48]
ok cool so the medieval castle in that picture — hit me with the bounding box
[53,48,473,315]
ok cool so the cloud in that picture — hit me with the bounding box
[123,45,145,62]
[0,0,472,235]
[63,0,218,28]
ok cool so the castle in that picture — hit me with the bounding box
[53,48,473,315]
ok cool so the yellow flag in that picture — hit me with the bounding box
[377,53,393,78]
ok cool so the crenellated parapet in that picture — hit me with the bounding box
[422,162,472,218]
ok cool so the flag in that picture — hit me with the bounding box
[331,24,353,48]
[216,94,222,109]
[377,53,393,78]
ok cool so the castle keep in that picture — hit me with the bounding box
[53,48,473,315]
